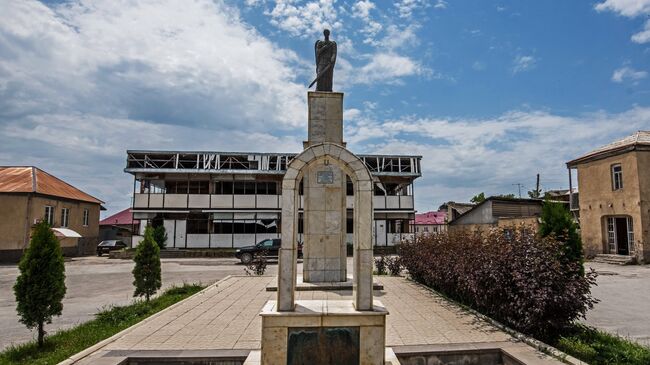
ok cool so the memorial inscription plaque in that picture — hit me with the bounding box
[316,170,334,184]
[287,327,360,365]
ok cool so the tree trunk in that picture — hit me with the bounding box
[38,321,44,347]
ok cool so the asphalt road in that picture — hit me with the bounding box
[584,262,650,347]
[1,257,649,351]
[0,256,278,351]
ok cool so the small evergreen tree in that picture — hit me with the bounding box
[152,225,167,250]
[13,221,66,347]
[540,200,583,270]
[132,226,162,301]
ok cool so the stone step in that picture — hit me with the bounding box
[592,254,635,265]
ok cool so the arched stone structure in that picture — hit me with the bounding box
[277,142,375,311]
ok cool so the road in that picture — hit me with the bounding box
[584,262,650,347]
[1,257,649,351]
[0,256,277,351]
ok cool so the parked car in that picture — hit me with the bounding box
[97,240,127,256]
[235,238,303,264]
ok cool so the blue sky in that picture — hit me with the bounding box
[1,0,649,216]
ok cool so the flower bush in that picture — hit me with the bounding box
[400,227,597,340]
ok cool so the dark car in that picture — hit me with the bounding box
[235,238,303,264]
[97,240,127,256]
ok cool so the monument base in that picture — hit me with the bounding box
[260,300,388,365]
[266,276,384,292]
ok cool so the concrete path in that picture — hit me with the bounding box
[69,276,564,364]
[585,262,650,347]
[0,256,267,350]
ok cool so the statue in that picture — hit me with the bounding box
[309,29,337,92]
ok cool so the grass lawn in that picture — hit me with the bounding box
[555,324,650,365]
[0,284,204,365]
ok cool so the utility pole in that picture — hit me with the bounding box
[535,173,540,198]
[512,183,523,198]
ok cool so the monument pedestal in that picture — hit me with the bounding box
[260,300,388,365]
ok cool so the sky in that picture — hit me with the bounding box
[1,0,649,217]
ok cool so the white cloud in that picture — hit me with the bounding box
[595,0,650,43]
[632,20,650,43]
[346,107,650,209]
[394,0,427,18]
[0,0,307,129]
[266,0,342,38]
[611,66,648,82]
[353,53,423,84]
[595,0,650,17]
[434,0,448,10]
[512,55,537,74]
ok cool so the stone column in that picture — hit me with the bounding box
[302,92,347,283]
[277,171,300,311]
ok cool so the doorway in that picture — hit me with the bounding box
[606,217,634,255]
[615,217,629,255]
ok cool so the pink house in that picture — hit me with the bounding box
[410,211,447,235]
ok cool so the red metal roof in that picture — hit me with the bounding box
[100,208,138,226]
[0,167,103,204]
[412,211,446,225]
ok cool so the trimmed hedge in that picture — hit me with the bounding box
[400,227,597,340]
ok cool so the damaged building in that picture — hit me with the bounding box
[125,150,421,248]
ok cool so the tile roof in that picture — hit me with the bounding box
[100,208,138,226]
[567,130,650,166]
[412,211,446,225]
[0,167,103,204]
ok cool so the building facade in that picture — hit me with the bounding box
[567,131,650,262]
[410,211,447,235]
[448,197,543,233]
[0,167,103,262]
[99,208,140,245]
[125,150,421,248]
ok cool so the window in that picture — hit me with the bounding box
[612,164,623,190]
[83,209,89,226]
[44,206,54,225]
[61,208,70,228]
[423,227,429,232]
[214,181,233,194]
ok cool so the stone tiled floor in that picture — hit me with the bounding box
[104,275,508,352]
[70,275,566,364]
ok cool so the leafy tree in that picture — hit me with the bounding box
[540,200,583,270]
[14,221,66,347]
[470,192,486,204]
[132,226,162,301]
[152,225,167,250]
[528,188,542,199]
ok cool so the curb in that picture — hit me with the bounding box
[58,275,235,365]
[406,278,589,365]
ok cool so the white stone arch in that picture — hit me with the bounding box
[277,142,374,311]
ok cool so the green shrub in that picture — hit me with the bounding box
[13,221,66,347]
[400,228,597,340]
[540,200,583,271]
[132,226,162,301]
[152,225,167,250]
[374,254,387,275]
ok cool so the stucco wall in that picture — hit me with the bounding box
[576,152,645,261]
[0,195,29,252]
[636,151,650,262]
[0,193,101,261]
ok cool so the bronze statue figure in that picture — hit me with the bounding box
[309,29,337,92]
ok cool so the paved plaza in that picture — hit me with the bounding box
[66,275,565,364]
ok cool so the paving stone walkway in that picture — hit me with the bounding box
[66,275,567,364]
